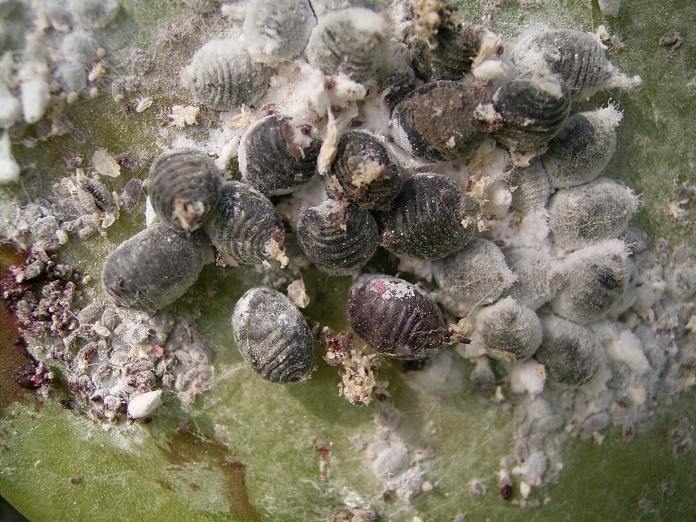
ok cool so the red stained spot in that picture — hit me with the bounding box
[372,279,386,294]
[153,345,165,358]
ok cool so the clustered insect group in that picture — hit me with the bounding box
[102,0,641,390]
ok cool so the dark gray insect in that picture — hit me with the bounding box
[541,107,622,189]
[118,178,144,211]
[231,287,315,383]
[181,39,271,110]
[378,173,478,260]
[380,69,417,110]
[493,71,570,152]
[507,160,551,214]
[347,275,456,360]
[204,181,286,266]
[513,29,614,100]
[244,0,316,65]
[548,178,638,251]
[412,22,490,81]
[76,170,116,213]
[102,223,205,312]
[239,114,322,196]
[148,149,221,231]
[305,8,388,83]
[551,239,630,324]
[535,314,601,387]
[297,200,379,275]
[503,247,562,310]
[326,130,402,211]
[391,79,494,161]
[476,297,542,362]
[432,238,516,310]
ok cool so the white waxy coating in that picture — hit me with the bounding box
[20,64,50,124]
[0,130,20,183]
[127,390,163,418]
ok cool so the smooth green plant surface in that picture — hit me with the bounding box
[1,0,695,521]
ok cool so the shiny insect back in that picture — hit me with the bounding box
[326,130,402,211]
[548,178,639,251]
[204,181,287,267]
[391,79,496,161]
[492,71,570,152]
[535,314,601,387]
[181,39,272,110]
[101,223,205,313]
[297,200,379,276]
[379,173,478,260]
[551,239,631,324]
[305,7,389,83]
[239,114,322,196]
[475,297,542,362]
[231,287,315,383]
[347,275,457,360]
[542,106,623,189]
[148,149,221,232]
[244,0,316,65]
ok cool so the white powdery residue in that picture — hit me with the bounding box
[382,280,416,300]
[511,450,547,486]
[473,59,508,81]
[274,175,328,225]
[169,105,200,127]
[145,196,157,226]
[19,61,50,124]
[221,2,245,19]
[0,89,22,128]
[396,254,434,282]
[287,279,310,308]
[0,131,20,183]
[589,103,624,130]
[509,360,546,396]
[607,330,651,374]
[127,390,162,419]
[135,96,153,113]
[472,30,503,67]
[317,104,359,175]
[92,149,121,178]
[357,92,392,137]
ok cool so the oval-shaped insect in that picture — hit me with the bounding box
[204,181,286,266]
[432,238,516,310]
[244,0,316,65]
[231,287,315,383]
[148,149,221,231]
[239,114,322,196]
[493,71,570,152]
[507,159,551,214]
[541,106,622,189]
[412,22,490,81]
[326,130,402,211]
[181,39,271,110]
[513,28,614,100]
[503,246,562,310]
[297,200,379,276]
[68,0,120,29]
[535,314,600,387]
[391,79,493,161]
[551,239,630,324]
[548,178,638,251]
[102,223,205,312]
[305,8,388,83]
[476,297,542,362]
[347,275,454,360]
[378,173,478,260]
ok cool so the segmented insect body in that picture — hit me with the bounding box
[347,275,453,360]
[297,200,379,275]
[239,114,322,196]
[119,178,143,211]
[148,149,221,231]
[513,29,614,100]
[535,314,601,386]
[493,71,570,152]
[551,239,630,324]
[231,287,315,383]
[542,106,622,189]
[380,70,417,110]
[102,223,205,312]
[327,130,402,211]
[305,8,388,83]
[412,22,490,81]
[378,173,478,260]
[507,160,551,213]
[432,238,516,309]
[204,181,286,266]
[182,39,271,110]
[548,178,638,251]
[76,169,116,213]
[504,247,562,310]
[244,0,316,65]
[476,297,542,362]
[391,79,493,161]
